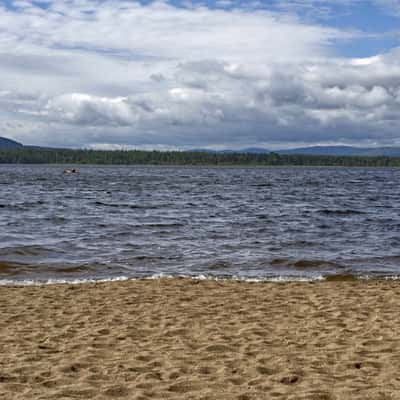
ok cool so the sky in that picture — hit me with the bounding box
[1,0,400,149]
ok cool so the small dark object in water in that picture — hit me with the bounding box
[63,169,79,174]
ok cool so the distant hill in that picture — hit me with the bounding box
[238,147,271,154]
[192,146,400,156]
[191,147,271,154]
[276,146,400,157]
[0,137,23,149]
[2,139,400,157]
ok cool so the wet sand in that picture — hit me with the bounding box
[1,278,400,399]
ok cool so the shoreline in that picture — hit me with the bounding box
[1,162,399,168]
[0,273,399,287]
[1,278,400,399]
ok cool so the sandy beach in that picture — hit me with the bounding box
[1,278,400,399]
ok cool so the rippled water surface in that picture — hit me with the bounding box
[1,165,400,283]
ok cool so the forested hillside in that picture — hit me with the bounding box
[1,147,400,166]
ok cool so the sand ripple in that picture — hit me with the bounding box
[1,279,400,399]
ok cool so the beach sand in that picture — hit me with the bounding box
[1,278,400,399]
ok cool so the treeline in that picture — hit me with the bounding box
[1,147,400,167]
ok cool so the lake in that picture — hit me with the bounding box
[1,165,400,284]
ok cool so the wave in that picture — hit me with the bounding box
[94,201,160,209]
[0,260,112,276]
[55,265,97,273]
[0,276,132,286]
[358,255,400,264]
[252,183,273,187]
[2,272,400,287]
[207,261,232,270]
[0,274,322,286]
[318,209,366,216]
[0,261,28,276]
[0,200,45,210]
[0,245,54,257]
[270,258,344,270]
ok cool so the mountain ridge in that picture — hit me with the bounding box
[192,146,400,156]
[0,137,23,149]
[2,136,400,156]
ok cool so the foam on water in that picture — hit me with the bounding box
[0,276,132,286]
[5,273,398,287]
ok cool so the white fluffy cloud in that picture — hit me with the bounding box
[0,0,400,148]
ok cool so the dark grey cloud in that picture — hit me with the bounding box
[2,50,400,149]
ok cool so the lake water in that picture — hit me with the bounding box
[1,164,400,284]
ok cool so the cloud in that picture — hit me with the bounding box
[373,0,400,16]
[35,50,400,148]
[46,94,136,126]
[0,0,400,149]
[0,0,344,63]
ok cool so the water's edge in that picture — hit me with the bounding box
[2,273,400,287]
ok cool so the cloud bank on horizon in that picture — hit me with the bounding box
[1,0,400,149]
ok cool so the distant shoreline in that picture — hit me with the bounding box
[1,162,400,168]
[1,147,400,167]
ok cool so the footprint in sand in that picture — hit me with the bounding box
[103,385,131,397]
[256,366,274,375]
[167,381,200,393]
[280,374,300,385]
